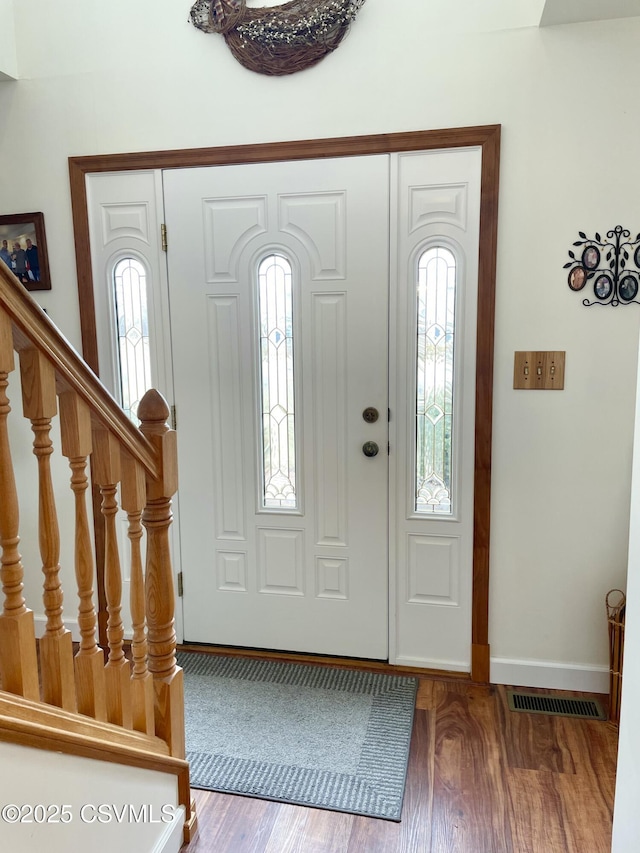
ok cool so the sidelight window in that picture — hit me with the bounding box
[415,246,456,515]
[258,253,297,509]
[113,257,151,424]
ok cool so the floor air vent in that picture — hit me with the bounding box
[507,690,606,721]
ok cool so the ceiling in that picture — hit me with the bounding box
[539,0,640,26]
[382,1,640,34]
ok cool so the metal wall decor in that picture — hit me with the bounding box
[189,0,367,76]
[564,225,640,307]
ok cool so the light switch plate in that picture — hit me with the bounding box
[513,351,565,390]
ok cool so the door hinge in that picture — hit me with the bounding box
[177,571,183,597]
[171,404,177,430]
[161,223,168,252]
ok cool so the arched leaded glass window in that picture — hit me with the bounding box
[258,253,297,509]
[415,246,456,515]
[113,257,151,424]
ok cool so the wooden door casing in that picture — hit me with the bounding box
[69,126,500,681]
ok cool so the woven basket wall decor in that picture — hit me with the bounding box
[189,0,367,76]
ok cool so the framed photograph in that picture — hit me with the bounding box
[0,211,51,291]
[568,266,587,291]
[594,273,613,300]
[582,245,601,270]
[619,274,638,302]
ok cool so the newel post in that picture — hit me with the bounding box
[138,389,184,758]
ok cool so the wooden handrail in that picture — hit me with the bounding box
[0,690,170,754]
[0,263,157,475]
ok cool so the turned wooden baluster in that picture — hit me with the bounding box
[92,428,132,729]
[19,348,76,710]
[121,449,154,736]
[59,390,107,721]
[138,389,184,757]
[0,313,40,700]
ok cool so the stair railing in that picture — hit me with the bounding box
[0,260,185,764]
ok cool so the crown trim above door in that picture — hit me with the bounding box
[69,125,501,682]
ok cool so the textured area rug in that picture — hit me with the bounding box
[178,652,417,820]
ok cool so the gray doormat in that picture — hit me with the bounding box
[178,652,417,821]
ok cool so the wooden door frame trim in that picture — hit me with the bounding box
[69,125,500,682]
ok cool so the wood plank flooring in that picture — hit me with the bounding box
[180,676,618,853]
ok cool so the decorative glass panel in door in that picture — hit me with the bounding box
[113,256,152,423]
[415,246,456,515]
[258,253,297,509]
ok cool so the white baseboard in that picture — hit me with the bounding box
[33,615,134,644]
[152,805,186,853]
[34,615,81,642]
[491,656,609,694]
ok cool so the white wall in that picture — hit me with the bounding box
[0,0,17,80]
[611,333,640,850]
[1,0,638,687]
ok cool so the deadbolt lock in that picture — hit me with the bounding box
[362,407,379,423]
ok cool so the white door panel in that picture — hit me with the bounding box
[86,171,178,639]
[390,149,482,669]
[163,157,389,658]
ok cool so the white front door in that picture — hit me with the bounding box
[163,156,390,658]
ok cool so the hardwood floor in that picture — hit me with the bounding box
[180,677,618,853]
